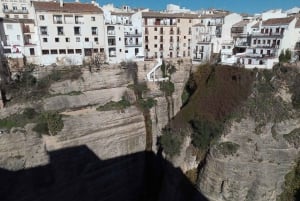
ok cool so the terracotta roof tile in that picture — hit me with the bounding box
[142,11,199,19]
[296,18,300,28]
[262,17,294,26]
[32,1,103,13]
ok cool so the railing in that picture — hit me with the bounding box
[252,32,284,37]
[125,42,142,47]
[41,31,48,35]
[3,9,28,14]
[107,30,115,35]
[125,32,142,37]
[253,44,278,48]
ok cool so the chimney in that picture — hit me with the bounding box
[59,0,63,7]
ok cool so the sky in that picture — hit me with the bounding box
[95,0,300,14]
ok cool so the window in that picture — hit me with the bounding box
[119,49,122,52]
[23,14,28,19]
[154,27,157,31]
[21,4,26,11]
[253,49,256,54]
[14,15,19,19]
[248,59,252,64]
[66,37,70,42]
[75,49,82,54]
[263,40,266,44]
[67,49,74,54]
[85,37,89,42]
[55,37,59,42]
[59,49,66,54]
[53,15,63,24]
[84,48,92,56]
[29,48,35,55]
[43,38,47,42]
[76,37,80,42]
[40,26,47,35]
[3,4,8,10]
[189,19,192,23]
[258,40,261,44]
[39,15,45,20]
[75,16,84,24]
[154,36,157,39]
[51,49,58,54]
[94,37,98,42]
[184,36,186,39]
[74,27,80,35]
[177,19,180,23]
[42,50,49,55]
[12,4,17,10]
[91,27,97,35]
[91,16,96,21]
[125,50,128,53]
[57,27,64,35]
[93,48,98,53]
[154,44,157,48]
[253,39,256,45]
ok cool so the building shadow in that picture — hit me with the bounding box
[0,145,208,201]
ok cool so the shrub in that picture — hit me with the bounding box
[216,141,240,156]
[23,108,38,119]
[160,130,183,157]
[32,122,49,135]
[43,111,64,135]
[96,97,131,111]
[159,80,175,96]
[137,98,157,110]
[190,119,223,150]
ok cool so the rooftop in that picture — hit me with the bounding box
[232,20,250,27]
[296,18,300,28]
[262,16,295,26]
[142,11,199,19]
[32,1,103,13]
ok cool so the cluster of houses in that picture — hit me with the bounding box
[0,0,300,71]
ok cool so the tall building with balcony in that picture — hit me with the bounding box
[31,1,106,65]
[241,16,297,69]
[142,11,199,60]
[0,0,33,19]
[192,11,242,64]
[103,5,144,63]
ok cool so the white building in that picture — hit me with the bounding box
[31,1,106,65]
[241,16,297,69]
[0,0,33,19]
[192,11,242,64]
[102,5,144,63]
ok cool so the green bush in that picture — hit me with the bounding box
[32,122,49,135]
[96,97,131,111]
[190,119,223,150]
[216,141,240,156]
[279,49,292,63]
[160,130,183,157]
[137,98,157,110]
[23,108,38,119]
[43,111,64,135]
[159,80,175,96]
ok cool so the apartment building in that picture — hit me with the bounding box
[31,1,106,65]
[241,16,297,69]
[0,0,33,19]
[103,5,144,63]
[192,11,242,64]
[142,11,199,60]
[294,19,300,61]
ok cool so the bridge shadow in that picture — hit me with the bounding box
[0,145,208,201]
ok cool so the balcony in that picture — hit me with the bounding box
[107,30,115,36]
[252,32,284,37]
[53,20,63,24]
[3,9,28,14]
[294,42,300,51]
[125,42,142,47]
[125,31,142,37]
[41,31,48,35]
[253,44,278,48]
[235,41,249,47]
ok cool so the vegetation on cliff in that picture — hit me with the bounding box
[0,108,64,136]
[278,159,300,201]
[160,64,254,157]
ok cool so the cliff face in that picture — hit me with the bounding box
[0,59,194,201]
[197,67,300,201]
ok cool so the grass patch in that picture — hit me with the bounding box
[159,80,175,96]
[216,141,240,157]
[96,97,131,112]
[137,97,157,110]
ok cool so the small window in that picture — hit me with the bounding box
[67,49,74,54]
[119,37,121,41]
[51,49,58,54]
[125,50,128,53]
[42,50,49,55]
[184,36,186,39]
[55,37,59,42]
[14,15,19,19]
[154,27,157,31]
[23,15,28,19]
[154,36,157,39]
[94,37,98,42]
[93,48,98,53]
[85,37,89,42]
[75,49,82,54]
[177,19,180,23]
[154,44,157,48]
[91,16,96,21]
[39,15,45,20]
[30,48,35,55]
[43,38,48,42]
[119,49,122,52]
[76,37,80,42]
[65,37,70,42]
[189,19,192,23]
[59,49,66,54]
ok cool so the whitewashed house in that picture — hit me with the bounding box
[102,5,144,63]
[31,1,106,65]
[241,16,297,69]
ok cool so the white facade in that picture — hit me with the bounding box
[103,5,144,63]
[30,1,106,65]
